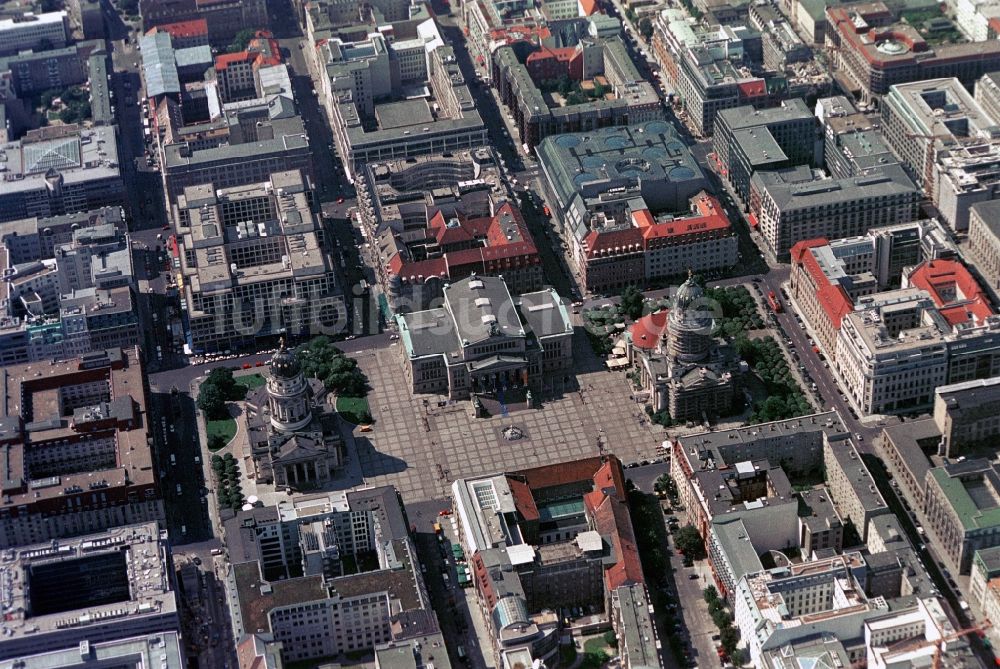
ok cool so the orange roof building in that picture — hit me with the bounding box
[578,192,738,294]
[455,455,645,658]
[904,259,995,328]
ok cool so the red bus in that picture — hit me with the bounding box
[767,291,782,313]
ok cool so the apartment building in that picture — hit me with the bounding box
[491,21,661,148]
[224,487,439,666]
[0,348,164,548]
[3,632,184,669]
[734,552,879,667]
[160,97,312,202]
[823,435,890,541]
[687,459,799,541]
[0,125,125,224]
[172,170,345,353]
[0,522,178,660]
[139,0,268,47]
[321,16,487,181]
[749,163,920,259]
[816,96,900,179]
[976,71,1000,123]
[670,411,849,522]
[924,459,1000,574]
[0,11,68,56]
[836,292,951,415]
[864,597,975,668]
[0,44,89,96]
[536,123,737,293]
[714,99,823,204]
[881,78,1000,231]
[970,546,1000,612]
[145,18,210,49]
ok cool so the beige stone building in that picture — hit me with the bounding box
[395,275,573,401]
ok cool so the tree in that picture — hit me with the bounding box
[711,607,732,629]
[719,625,740,655]
[296,336,369,397]
[208,434,228,451]
[228,29,256,53]
[673,525,704,558]
[620,285,644,320]
[638,17,654,40]
[702,585,719,603]
[603,630,618,648]
[206,367,236,396]
[197,383,226,419]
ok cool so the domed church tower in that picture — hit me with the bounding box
[266,339,312,432]
[667,272,714,364]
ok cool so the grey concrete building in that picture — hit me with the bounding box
[749,163,920,258]
[172,170,345,353]
[823,435,890,541]
[224,487,440,666]
[933,376,1000,455]
[968,199,1000,293]
[0,522,178,660]
[0,124,125,224]
[881,78,1000,231]
[322,18,488,182]
[817,96,899,179]
[714,99,823,205]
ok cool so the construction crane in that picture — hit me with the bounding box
[878,619,992,669]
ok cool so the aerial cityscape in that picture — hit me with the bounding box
[6,0,1000,667]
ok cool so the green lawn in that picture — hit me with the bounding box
[336,396,372,425]
[583,638,610,656]
[206,416,237,448]
[228,373,265,400]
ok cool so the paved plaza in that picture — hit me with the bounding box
[351,333,667,502]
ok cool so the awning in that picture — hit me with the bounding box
[748,213,759,229]
[606,359,629,370]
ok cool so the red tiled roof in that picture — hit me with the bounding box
[506,476,539,522]
[526,46,576,63]
[640,194,732,242]
[907,259,994,326]
[513,456,607,490]
[216,33,282,71]
[630,310,668,350]
[579,0,599,15]
[148,18,208,39]
[991,16,1000,35]
[591,485,644,590]
[394,257,448,283]
[583,228,644,259]
[737,80,766,99]
[816,284,853,329]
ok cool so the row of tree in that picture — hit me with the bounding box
[211,453,246,511]
[703,586,746,664]
[735,336,813,423]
